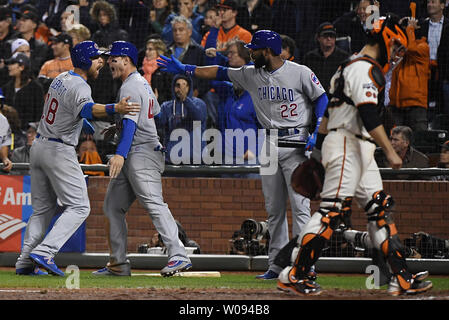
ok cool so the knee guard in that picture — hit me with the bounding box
[289,198,343,282]
[366,191,412,289]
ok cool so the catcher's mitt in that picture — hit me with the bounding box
[291,158,325,200]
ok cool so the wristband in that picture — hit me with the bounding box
[105,103,115,115]
[185,64,196,76]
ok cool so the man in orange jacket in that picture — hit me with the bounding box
[388,17,430,132]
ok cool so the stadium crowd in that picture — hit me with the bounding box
[1,0,449,174]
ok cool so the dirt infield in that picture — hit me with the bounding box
[1,287,448,300]
[1,269,448,300]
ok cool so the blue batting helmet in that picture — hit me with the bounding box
[104,41,138,66]
[71,41,102,70]
[245,30,282,55]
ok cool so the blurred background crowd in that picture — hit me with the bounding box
[0,0,448,178]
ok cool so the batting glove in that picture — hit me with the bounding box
[305,132,317,151]
[157,54,196,76]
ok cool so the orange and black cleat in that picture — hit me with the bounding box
[277,279,322,296]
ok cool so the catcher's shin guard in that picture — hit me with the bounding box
[366,191,412,289]
[289,199,342,282]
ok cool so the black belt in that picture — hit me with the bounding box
[36,133,69,145]
[330,129,375,144]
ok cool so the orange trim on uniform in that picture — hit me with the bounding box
[381,239,389,255]
[389,223,398,236]
[334,136,347,201]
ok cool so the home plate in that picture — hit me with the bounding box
[131,271,221,277]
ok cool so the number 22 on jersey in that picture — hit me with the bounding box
[280,103,298,118]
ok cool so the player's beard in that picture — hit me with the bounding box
[253,54,267,69]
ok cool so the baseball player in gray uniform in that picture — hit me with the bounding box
[15,41,140,276]
[157,30,329,279]
[0,112,13,173]
[92,41,191,277]
[277,14,432,296]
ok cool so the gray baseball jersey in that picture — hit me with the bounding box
[38,71,93,146]
[103,71,190,272]
[227,60,325,275]
[16,70,92,269]
[227,61,325,129]
[115,71,160,147]
[0,114,12,147]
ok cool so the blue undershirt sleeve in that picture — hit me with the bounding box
[80,102,95,120]
[116,118,136,159]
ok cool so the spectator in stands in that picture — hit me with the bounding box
[155,74,207,164]
[42,0,71,32]
[201,0,252,52]
[388,17,430,133]
[209,40,262,166]
[303,22,350,93]
[0,104,26,150]
[11,122,37,174]
[66,23,91,46]
[141,37,172,104]
[11,38,30,56]
[333,0,380,54]
[238,0,271,34]
[270,0,299,43]
[193,0,217,18]
[416,0,449,122]
[38,32,73,91]
[77,135,105,176]
[0,108,12,173]
[375,126,430,168]
[280,34,300,64]
[117,0,150,50]
[148,0,173,36]
[89,0,129,48]
[2,53,44,130]
[201,5,220,37]
[15,8,50,77]
[432,140,449,180]
[0,6,17,87]
[166,15,209,98]
[441,24,449,118]
[162,0,204,45]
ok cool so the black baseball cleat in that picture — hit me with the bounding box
[277,279,322,296]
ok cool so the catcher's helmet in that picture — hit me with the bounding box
[368,13,408,73]
[71,41,102,70]
[104,41,138,66]
[245,30,282,55]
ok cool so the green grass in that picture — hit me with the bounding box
[1,270,449,291]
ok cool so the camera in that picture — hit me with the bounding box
[229,219,270,256]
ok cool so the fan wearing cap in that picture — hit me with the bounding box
[158,29,329,280]
[432,140,449,181]
[15,7,50,77]
[1,52,45,130]
[201,0,251,52]
[38,32,74,90]
[303,22,350,92]
[10,122,38,174]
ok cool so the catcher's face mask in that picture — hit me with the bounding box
[372,16,408,73]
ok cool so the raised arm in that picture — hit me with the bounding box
[157,54,222,80]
